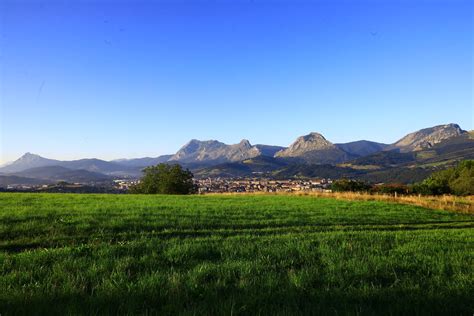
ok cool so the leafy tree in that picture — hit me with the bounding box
[130,163,196,194]
[412,160,474,196]
[412,169,452,195]
[448,160,474,195]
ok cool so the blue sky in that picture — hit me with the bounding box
[1,0,472,163]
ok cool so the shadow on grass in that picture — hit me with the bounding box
[2,286,472,315]
[2,221,473,253]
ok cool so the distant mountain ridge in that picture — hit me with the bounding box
[1,123,471,185]
[112,155,173,167]
[0,153,139,176]
[13,166,113,183]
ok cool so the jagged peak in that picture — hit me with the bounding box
[275,131,338,159]
[18,152,44,160]
[185,139,216,145]
[180,139,223,149]
[237,139,252,148]
[414,123,464,134]
[393,123,467,152]
[298,132,327,142]
[443,123,462,129]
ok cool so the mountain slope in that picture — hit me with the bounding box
[350,151,417,167]
[194,156,288,178]
[13,166,112,183]
[413,132,474,167]
[59,159,136,175]
[113,155,173,168]
[390,123,467,152]
[336,140,389,157]
[254,145,286,157]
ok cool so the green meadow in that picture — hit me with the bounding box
[1,193,473,315]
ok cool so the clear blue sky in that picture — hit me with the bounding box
[1,0,472,163]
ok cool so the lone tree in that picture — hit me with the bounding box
[130,163,196,194]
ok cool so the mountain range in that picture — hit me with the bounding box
[1,123,472,186]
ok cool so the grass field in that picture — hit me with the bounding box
[1,193,473,315]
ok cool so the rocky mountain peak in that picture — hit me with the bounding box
[19,152,43,161]
[392,123,467,152]
[274,132,351,163]
[288,132,334,151]
[302,132,326,140]
[237,139,252,148]
[170,139,259,163]
[0,152,60,173]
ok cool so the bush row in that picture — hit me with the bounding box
[331,160,473,196]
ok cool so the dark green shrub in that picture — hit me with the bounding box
[331,179,372,192]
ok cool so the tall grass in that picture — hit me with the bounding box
[1,193,473,315]
[208,191,474,213]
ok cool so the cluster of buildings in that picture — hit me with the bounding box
[3,178,334,194]
[195,178,333,194]
[3,184,49,190]
[113,179,140,190]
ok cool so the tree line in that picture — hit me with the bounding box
[331,160,473,196]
